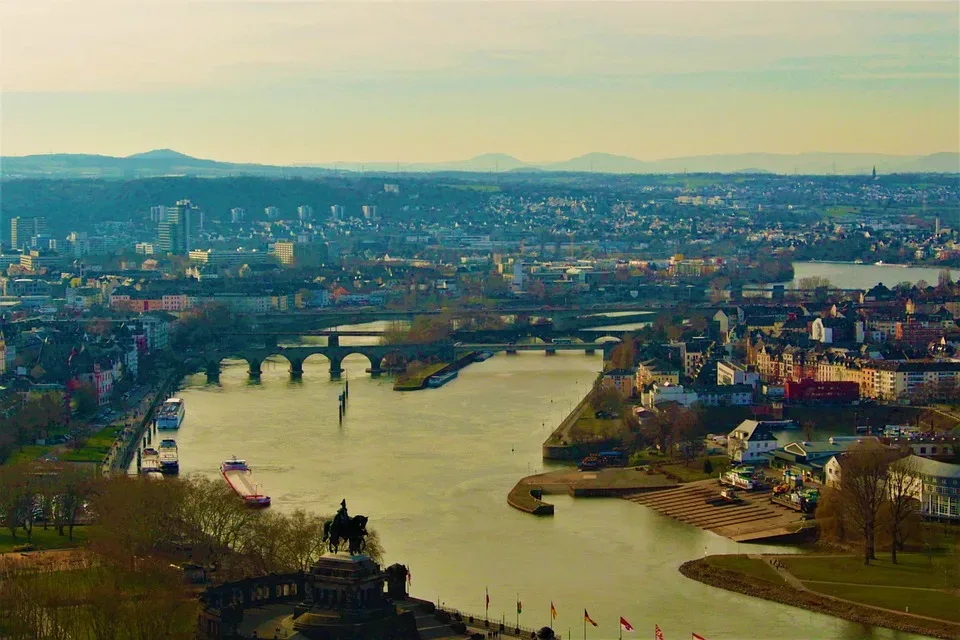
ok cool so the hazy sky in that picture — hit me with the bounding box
[2,1,958,164]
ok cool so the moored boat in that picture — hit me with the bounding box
[426,370,458,388]
[474,351,494,362]
[141,447,161,474]
[158,439,179,474]
[220,457,271,507]
[157,398,185,430]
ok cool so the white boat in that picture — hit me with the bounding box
[156,398,185,430]
[158,439,179,474]
[141,447,161,474]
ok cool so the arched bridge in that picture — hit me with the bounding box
[202,342,454,381]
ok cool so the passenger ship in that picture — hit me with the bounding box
[156,398,185,430]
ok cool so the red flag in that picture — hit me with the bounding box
[692,634,707,640]
[620,617,635,632]
[655,624,665,640]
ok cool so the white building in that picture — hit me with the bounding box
[265,206,281,220]
[717,360,760,388]
[230,207,246,223]
[727,420,780,463]
[297,205,313,221]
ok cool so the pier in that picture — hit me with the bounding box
[508,468,677,515]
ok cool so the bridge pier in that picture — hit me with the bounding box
[329,356,343,380]
[248,358,262,378]
[289,358,304,379]
[205,361,220,383]
[369,365,383,378]
[327,333,340,347]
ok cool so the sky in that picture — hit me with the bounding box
[2,0,958,164]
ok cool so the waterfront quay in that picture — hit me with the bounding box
[508,467,676,515]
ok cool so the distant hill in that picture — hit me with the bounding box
[126,148,198,160]
[2,148,956,178]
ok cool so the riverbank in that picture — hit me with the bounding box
[541,386,622,461]
[680,554,960,640]
[102,370,178,475]
[508,467,676,515]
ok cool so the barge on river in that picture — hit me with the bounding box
[427,370,458,388]
[220,457,271,507]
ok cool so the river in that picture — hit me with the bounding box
[151,328,927,640]
[791,262,948,291]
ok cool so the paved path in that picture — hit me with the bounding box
[753,554,960,627]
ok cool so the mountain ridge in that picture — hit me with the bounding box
[2,149,957,178]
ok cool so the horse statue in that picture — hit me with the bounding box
[322,499,369,556]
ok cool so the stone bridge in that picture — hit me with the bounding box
[203,341,454,381]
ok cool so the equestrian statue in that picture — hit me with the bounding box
[322,499,369,556]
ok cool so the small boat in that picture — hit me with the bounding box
[854,259,864,264]
[220,457,271,508]
[158,439,179,474]
[141,448,160,474]
[427,370,458,388]
[473,351,494,362]
[874,261,884,266]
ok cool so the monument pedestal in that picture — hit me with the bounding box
[292,553,418,640]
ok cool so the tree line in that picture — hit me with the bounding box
[817,441,924,565]
[0,468,384,639]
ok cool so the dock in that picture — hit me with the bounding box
[623,478,815,543]
[508,467,677,515]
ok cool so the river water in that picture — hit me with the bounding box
[154,327,927,640]
[791,262,948,290]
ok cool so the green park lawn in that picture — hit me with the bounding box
[568,415,623,441]
[705,555,785,586]
[660,455,730,482]
[59,425,119,464]
[809,582,960,623]
[5,445,54,466]
[781,553,959,591]
[0,525,89,554]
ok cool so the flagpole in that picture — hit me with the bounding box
[583,614,586,640]
[516,593,519,630]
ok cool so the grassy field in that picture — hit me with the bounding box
[0,525,89,553]
[59,425,118,464]
[5,445,54,465]
[704,554,785,585]
[823,205,861,218]
[809,583,960,623]
[568,414,623,441]
[393,362,448,391]
[781,553,959,590]
[660,455,730,482]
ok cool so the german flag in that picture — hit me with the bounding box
[584,609,598,627]
[550,602,557,620]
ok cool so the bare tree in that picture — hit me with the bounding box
[884,455,922,564]
[839,441,894,564]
